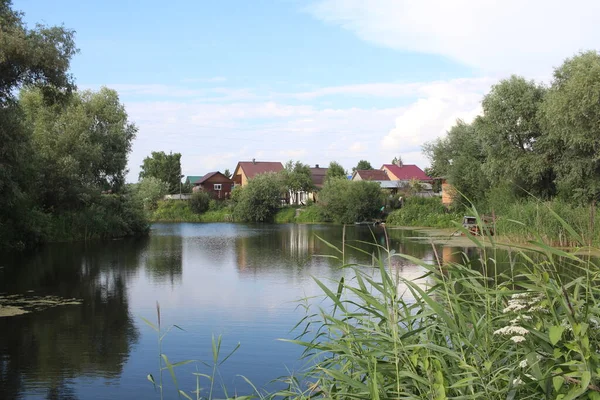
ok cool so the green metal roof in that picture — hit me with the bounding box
[186,175,203,184]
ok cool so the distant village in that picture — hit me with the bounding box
[170,159,453,206]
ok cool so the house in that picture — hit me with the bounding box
[307,165,328,203]
[381,164,431,182]
[351,169,390,181]
[193,172,234,199]
[232,160,284,186]
[185,175,203,190]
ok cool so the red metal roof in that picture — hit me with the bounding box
[354,170,390,181]
[382,164,430,181]
[237,161,284,179]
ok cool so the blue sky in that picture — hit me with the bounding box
[15,0,600,180]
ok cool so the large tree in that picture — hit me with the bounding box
[541,51,600,204]
[477,75,553,198]
[139,151,182,194]
[423,120,488,206]
[352,160,373,172]
[20,88,137,210]
[0,0,77,247]
[325,161,347,181]
[282,160,314,204]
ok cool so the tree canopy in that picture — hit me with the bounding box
[282,160,314,204]
[424,50,600,208]
[139,151,182,194]
[326,161,346,180]
[353,160,373,172]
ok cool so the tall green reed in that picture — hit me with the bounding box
[278,210,600,399]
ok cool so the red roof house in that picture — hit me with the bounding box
[193,171,234,199]
[381,164,431,182]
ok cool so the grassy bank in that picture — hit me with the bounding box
[150,201,325,224]
[385,197,600,247]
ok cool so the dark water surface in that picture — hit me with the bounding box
[0,223,484,399]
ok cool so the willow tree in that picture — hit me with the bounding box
[541,51,600,204]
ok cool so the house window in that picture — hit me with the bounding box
[214,184,222,190]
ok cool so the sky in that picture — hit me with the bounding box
[15,0,600,181]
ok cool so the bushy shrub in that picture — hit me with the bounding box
[232,172,284,222]
[386,197,461,228]
[190,191,211,214]
[131,177,169,211]
[318,178,383,223]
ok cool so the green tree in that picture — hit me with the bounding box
[282,160,314,204]
[233,172,284,222]
[21,87,138,208]
[352,160,373,172]
[423,120,489,206]
[319,179,383,223]
[0,0,77,249]
[139,151,182,194]
[190,191,210,214]
[0,0,77,104]
[477,75,553,198]
[392,156,403,166]
[325,161,347,181]
[541,51,600,204]
[223,168,232,179]
[132,177,169,211]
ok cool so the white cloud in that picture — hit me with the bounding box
[350,142,365,152]
[110,77,495,181]
[308,0,600,75]
[381,78,490,165]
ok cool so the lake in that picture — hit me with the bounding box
[0,223,484,399]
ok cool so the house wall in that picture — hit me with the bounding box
[381,166,399,181]
[441,181,455,206]
[232,167,247,186]
[352,173,363,181]
[200,174,234,199]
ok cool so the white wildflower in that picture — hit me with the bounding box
[503,303,528,313]
[511,336,527,343]
[512,377,524,386]
[519,359,528,368]
[494,326,530,336]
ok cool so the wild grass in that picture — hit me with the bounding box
[274,207,298,223]
[277,210,600,399]
[493,199,599,247]
[386,197,461,228]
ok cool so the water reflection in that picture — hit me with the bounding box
[0,224,490,399]
[0,238,148,400]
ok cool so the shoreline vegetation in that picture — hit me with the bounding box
[148,215,600,400]
[149,195,600,248]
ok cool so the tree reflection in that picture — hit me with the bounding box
[0,237,148,400]
[141,234,183,285]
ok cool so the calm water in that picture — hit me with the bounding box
[0,223,484,399]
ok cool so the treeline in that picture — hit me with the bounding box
[150,161,385,224]
[423,51,600,242]
[1,1,147,250]
[426,50,600,209]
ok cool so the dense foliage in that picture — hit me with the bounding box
[232,172,284,222]
[325,161,346,180]
[0,1,147,249]
[139,151,183,194]
[281,160,314,205]
[352,160,373,172]
[425,51,600,209]
[132,177,169,211]
[189,191,211,214]
[386,197,461,228]
[318,178,384,223]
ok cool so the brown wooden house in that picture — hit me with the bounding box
[192,172,234,199]
[232,160,284,186]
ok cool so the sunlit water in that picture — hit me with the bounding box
[0,223,484,399]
